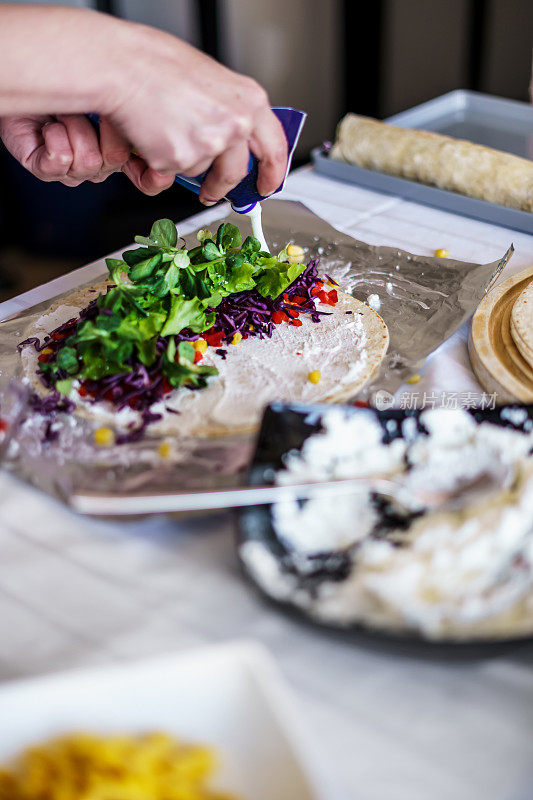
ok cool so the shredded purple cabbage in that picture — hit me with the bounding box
[28,391,75,415]
[115,408,163,444]
[210,259,330,342]
[17,336,40,352]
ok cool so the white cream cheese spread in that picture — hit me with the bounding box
[21,292,384,437]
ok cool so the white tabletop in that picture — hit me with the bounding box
[1,169,533,800]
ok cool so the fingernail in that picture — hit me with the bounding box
[201,199,217,207]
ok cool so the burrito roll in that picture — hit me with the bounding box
[330,114,533,213]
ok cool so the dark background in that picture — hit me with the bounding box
[0,0,532,300]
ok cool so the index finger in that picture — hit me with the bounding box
[249,108,288,197]
[122,155,175,196]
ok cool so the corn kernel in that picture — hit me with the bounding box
[287,244,305,263]
[406,374,421,384]
[308,370,321,384]
[41,347,54,355]
[158,441,172,459]
[435,248,449,258]
[193,339,207,354]
[287,244,304,257]
[231,332,243,345]
[94,426,115,447]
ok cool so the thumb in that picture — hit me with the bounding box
[0,115,73,181]
[0,115,45,163]
[26,120,74,180]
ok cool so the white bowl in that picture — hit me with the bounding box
[0,640,327,800]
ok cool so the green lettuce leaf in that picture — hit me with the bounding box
[161,296,210,336]
[224,262,256,293]
[255,261,307,299]
[150,218,177,248]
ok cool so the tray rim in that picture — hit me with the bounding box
[386,88,533,128]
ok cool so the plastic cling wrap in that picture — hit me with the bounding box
[0,200,511,512]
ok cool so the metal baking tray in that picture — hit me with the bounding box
[313,90,533,235]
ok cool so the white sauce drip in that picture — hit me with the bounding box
[245,203,269,252]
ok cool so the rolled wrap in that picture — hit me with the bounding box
[330,114,533,213]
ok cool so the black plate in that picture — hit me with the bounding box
[235,401,533,656]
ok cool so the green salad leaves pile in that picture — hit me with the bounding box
[41,218,306,388]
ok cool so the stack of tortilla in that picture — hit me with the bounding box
[469,266,533,403]
[510,281,533,370]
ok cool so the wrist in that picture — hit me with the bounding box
[0,5,144,117]
[82,14,140,116]
[94,19,165,118]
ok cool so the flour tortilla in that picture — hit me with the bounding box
[501,297,533,383]
[511,280,533,368]
[331,114,533,213]
[21,281,389,438]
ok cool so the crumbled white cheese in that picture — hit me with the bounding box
[244,407,533,639]
[367,294,381,312]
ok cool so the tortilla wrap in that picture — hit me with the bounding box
[21,281,389,438]
[331,114,533,213]
[511,280,533,368]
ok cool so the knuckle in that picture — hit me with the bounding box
[172,157,193,174]
[232,115,252,139]
[40,160,59,176]
[150,152,183,174]
[167,142,192,172]
[148,158,167,173]
[105,148,130,167]
[243,78,268,109]
[82,152,103,172]
[146,135,199,175]
[196,134,221,159]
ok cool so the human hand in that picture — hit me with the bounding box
[105,26,288,205]
[0,9,288,201]
[0,113,176,195]
[0,114,128,186]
